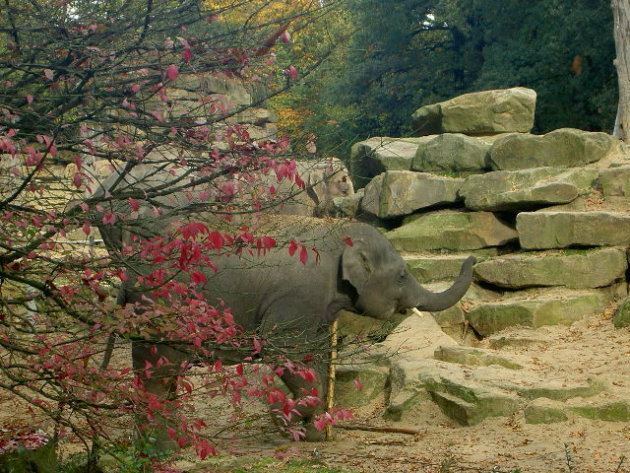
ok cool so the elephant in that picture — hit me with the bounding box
[220,157,354,217]
[100,212,475,446]
[299,158,354,217]
[89,156,354,225]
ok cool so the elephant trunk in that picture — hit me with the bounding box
[413,256,476,312]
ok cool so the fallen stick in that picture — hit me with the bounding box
[338,425,423,436]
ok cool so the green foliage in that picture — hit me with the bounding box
[289,0,617,160]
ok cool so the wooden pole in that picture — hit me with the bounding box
[325,319,338,441]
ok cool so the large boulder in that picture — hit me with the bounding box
[489,128,617,170]
[386,210,518,252]
[350,136,433,188]
[459,167,597,211]
[361,171,463,218]
[473,247,628,289]
[411,133,496,174]
[598,165,630,196]
[516,198,630,249]
[411,87,536,135]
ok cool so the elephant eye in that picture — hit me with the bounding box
[396,270,407,284]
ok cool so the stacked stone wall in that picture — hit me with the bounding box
[349,87,630,337]
[334,88,630,425]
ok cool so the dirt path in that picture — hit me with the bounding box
[174,309,630,473]
[2,309,629,472]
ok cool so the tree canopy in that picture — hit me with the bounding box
[282,0,617,158]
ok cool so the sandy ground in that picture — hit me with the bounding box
[2,308,629,473]
[171,308,630,473]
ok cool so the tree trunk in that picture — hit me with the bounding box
[612,0,630,141]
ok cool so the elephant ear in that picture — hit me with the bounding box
[341,240,372,290]
[305,167,327,206]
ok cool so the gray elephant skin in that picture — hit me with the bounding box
[103,213,475,445]
[92,157,354,221]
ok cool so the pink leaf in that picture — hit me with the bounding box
[284,66,298,80]
[353,379,363,391]
[150,110,165,122]
[72,173,82,188]
[26,95,34,104]
[102,211,116,225]
[166,64,179,81]
[131,84,141,94]
[128,198,139,211]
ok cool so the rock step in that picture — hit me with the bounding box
[526,396,630,424]
[516,197,630,249]
[387,210,518,252]
[473,247,628,289]
[488,128,617,170]
[402,247,628,289]
[410,356,608,425]
[337,312,628,428]
[459,167,597,211]
[349,136,432,188]
[361,171,463,218]
[465,285,625,337]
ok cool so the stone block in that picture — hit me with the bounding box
[361,171,463,218]
[459,167,597,211]
[489,128,616,170]
[411,88,536,135]
[473,247,627,289]
[386,210,518,252]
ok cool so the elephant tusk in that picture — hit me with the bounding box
[411,308,426,317]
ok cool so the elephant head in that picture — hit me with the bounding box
[340,227,475,318]
[304,157,354,204]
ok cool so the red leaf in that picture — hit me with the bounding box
[128,198,139,211]
[131,84,141,94]
[342,236,354,247]
[196,439,215,459]
[299,245,308,265]
[353,379,363,391]
[182,48,193,63]
[180,222,209,239]
[288,240,298,256]
[312,247,321,264]
[191,271,207,285]
[166,64,179,81]
[208,231,224,249]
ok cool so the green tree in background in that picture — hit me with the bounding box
[284,0,617,159]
